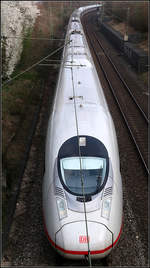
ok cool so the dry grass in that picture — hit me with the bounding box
[107,20,148,53]
[107,20,138,35]
[106,1,148,53]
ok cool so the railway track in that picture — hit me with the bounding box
[82,14,148,175]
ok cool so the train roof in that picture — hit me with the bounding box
[52,59,113,155]
[48,5,118,161]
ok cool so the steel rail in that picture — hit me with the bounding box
[93,31,148,124]
[84,27,149,175]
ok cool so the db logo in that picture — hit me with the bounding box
[79,235,90,243]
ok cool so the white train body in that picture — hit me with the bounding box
[43,5,123,260]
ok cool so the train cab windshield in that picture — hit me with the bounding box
[60,156,106,195]
[57,136,109,196]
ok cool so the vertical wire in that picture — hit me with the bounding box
[70,66,92,267]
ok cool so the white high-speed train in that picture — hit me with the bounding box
[43,5,123,260]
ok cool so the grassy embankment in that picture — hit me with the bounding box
[2,2,74,227]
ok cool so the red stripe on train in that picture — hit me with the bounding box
[43,218,123,255]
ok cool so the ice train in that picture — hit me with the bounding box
[43,5,123,260]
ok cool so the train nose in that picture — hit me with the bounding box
[55,221,113,259]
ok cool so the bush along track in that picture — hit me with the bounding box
[2,37,67,253]
[2,20,68,259]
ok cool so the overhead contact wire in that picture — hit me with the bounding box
[2,40,72,86]
[1,35,65,41]
[70,65,92,267]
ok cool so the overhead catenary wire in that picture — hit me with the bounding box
[1,35,65,41]
[70,65,92,267]
[2,40,72,86]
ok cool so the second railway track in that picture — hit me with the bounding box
[82,13,148,174]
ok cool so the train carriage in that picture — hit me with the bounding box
[43,4,123,261]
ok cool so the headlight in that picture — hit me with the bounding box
[101,198,111,220]
[56,198,67,220]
